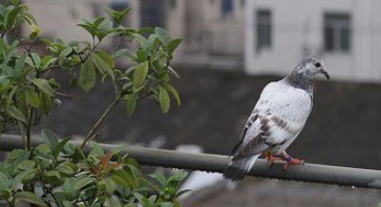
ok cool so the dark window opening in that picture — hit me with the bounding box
[222,0,233,17]
[324,13,351,52]
[256,9,272,50]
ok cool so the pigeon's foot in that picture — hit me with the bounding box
[265,151,282,167]
[282,154,304,170]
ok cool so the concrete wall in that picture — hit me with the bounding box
[245,0,381,82]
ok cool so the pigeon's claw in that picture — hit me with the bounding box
[265,151,283,167]
[282,156,304,171]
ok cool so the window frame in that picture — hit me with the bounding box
[323,12,351,53]
[256,9,272,51]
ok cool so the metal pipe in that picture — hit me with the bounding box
[1,134,381,189]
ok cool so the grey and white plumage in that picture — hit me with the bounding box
[223,56,330,181]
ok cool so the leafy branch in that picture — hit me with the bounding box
[0,1,188,206]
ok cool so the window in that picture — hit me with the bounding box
[324,13,351,52]
[256,9,272,50]
[222,0,233,17]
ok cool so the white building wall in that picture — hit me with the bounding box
[24,0,111,42]
[245,0,381,82]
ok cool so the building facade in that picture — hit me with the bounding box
[23,0,112,42]
[245,0,381,82]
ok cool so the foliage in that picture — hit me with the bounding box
[0,1,188,206]
[0,129,188,206]
[0,1,182,149]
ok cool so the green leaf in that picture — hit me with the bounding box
[54,136,72,158]
[159,202,174,207]
[30,53,41,69]
[166,66,180,79]
[56,162,76,176]
[40,56,57,70]
[113,48,129,59]
[133,61,148,90]
[124,203,138,207]
[29,24,41,40]
[96,50,115,69]
[148,34,160,49]
[133,33,150,49]
[14,54,26,76]
[59,47,73,59]
[97,20,114,40]
[11,0,20,6]
[31,79,55,96]
[105,7,119,21]
[134,192,152,207]
[6,86,18,108]
[12,168,37,189]
[0,172,9,189]
[163,84,180,106]
[43,170,61,184]
[0,37,7,53]
[5,6,22,28]
[92,53,115,79]
[90,142,104,156]
[25,88,39,108]
[158,85,170,113]
[105,197,122,207]
[112,167,139,189]
[15,192,48,207]
[136,48,148,62]
[103,178,116,195]
[125,93,138,116]
[167,38,182,54]
[79,57,96,92]
[149,171,167,187]
[7,106,26,123]
[93,16,105,28]
[176,189,192,198]
[155,27,171,45]
[105,7,132,24]
[41,129,59,152]
[39,92,53,115]
[20,12,37,25]
[74,177,94,191]
[77,23,94,36]
[111,174,130,189]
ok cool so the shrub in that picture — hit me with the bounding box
[0,1,187,206]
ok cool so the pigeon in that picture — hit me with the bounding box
[223,56,330,181]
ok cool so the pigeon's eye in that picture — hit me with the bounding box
[314,62,321,68]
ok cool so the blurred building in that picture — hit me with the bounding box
[22,0,245,69]
[23,0,111,42]
[245,0,381,82]
[19,0,381,82]
[127,0,245,69]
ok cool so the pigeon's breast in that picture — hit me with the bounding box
[254,81,312,144]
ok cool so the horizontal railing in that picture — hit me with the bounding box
[1,134,381,189]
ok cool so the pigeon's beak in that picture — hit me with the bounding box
[318,68,330,79]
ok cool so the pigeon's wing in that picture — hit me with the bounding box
[230,111,260,156]
[231,80,312,160]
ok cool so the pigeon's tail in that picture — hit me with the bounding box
[223,155,260,181]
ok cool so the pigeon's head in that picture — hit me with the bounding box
[294,56,330,80]
[287,56,329,92]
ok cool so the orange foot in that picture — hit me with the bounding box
[265,152,282,167]
[282,155,305,170]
